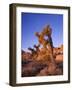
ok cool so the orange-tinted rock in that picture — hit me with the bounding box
[22,51,32,61]
[53,45,63,55]
[55,54,63,63]
[37,67,48,76]
[37,63,63,76]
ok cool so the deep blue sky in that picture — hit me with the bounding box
[21,12,63,51]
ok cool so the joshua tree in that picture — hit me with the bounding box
[42,25,53,54]
[43,25,56,64]
[28,25,56,64]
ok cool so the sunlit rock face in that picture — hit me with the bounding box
[53,45,63,63]
[55,54,63,63]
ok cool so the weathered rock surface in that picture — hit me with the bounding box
[55,54,63,63]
